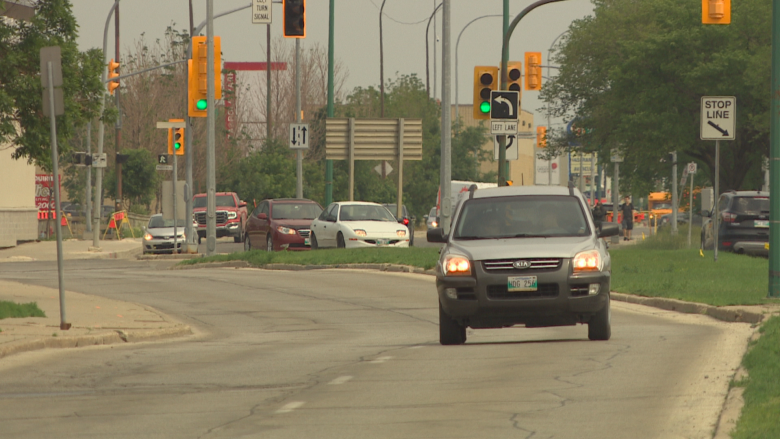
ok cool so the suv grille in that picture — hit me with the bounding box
[486,284,559,300]
[483,258,562,271]
[194,211,228,226]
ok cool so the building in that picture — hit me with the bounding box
[0,134,38,247]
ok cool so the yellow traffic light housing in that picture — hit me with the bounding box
[283,0,306,38]
[473,66,498,120]
[107,58,120,95]
[702,0,730,24]
[188,36,222,118]
[506,61,523,93]
[167,119,185,155]
[524,52,542,91]
[537,126,547,148]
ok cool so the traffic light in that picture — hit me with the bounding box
[506,61,522,92]
[188,36,222,118]
[537,126,547,148]
[524,52,542,91]
[473,66,498,120]
[107,58,120,95]
[167,119,185,155]
[702,0,730,24]
[283,0,306,38]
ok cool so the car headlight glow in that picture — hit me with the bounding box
[573,250,602,272]
[144,232,153,241]
[228,211,237,219]
[396,229,406,237]
[431,220,438,227]
[277,226,297,235]
[353,229,367,237]
[443,255,471,276]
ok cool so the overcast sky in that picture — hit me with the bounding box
[71,0,596,129]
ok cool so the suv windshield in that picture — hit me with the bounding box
[193,195,236,208]
[454,196,590,239]
[339,204,396,222]
[732,196,770,214]
[273,203,323,220]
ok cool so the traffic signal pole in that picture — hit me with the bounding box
[206,0,216,257]
[499,0,569,187]
[769,0,780,297]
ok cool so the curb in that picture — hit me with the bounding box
[0,325,192,360]
[176,261,771,324]
[137,253,204,261]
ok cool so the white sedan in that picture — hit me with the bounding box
[309,201,410,249]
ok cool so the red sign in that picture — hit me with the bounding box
[35,174,61,212]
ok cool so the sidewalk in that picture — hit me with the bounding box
[0,280,191,360]
[0,237,143,263]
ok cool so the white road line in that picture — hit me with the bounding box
[276,401,305,414]
[328,375,353,385]
[369,356,393,364]
[408,345,424,349]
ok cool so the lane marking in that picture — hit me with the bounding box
[328,375,353,385]
[276,401,305,414]
[369,356,393,364]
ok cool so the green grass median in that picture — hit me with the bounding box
[610,224,778,307]
[0,301,46,319]
[180,247,441,270]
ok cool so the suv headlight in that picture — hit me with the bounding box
[277,226,297,235]
[443,254,471,276]
[573,250,602,272]
[228,211,237,219]
[144,232,153,241]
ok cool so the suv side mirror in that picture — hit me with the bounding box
[427,227,448,243]
[598,223,620,238]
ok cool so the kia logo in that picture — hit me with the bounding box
[513,260,530,269]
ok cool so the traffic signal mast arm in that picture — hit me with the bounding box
[102,59,187,83]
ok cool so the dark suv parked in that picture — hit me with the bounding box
[701,191,769,255]
[427,184,619,345]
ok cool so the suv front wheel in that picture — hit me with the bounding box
[439,302,466,345]
[588,295,611,341]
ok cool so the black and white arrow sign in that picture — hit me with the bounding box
[289,123,310,150]
[701,96,735,141]
[490,90,519,120]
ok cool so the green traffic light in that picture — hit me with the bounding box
[196,99,207,111]
[480,101,490,114]
[175,142,182,150]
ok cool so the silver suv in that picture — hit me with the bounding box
[427,184,619,345]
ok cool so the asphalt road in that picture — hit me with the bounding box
[0,260,752,439]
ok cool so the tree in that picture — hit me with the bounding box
[102,148,158,213]
[541,0,771,193]
[0,0,103,169]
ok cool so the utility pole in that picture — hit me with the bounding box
[295,38,303,199]
[85,122,92,233]
[115,4,122,216]
[206,0,216,256]
[769,0,780,297]
[185,0,195,253]
[325,0,335,206]
[440,0,452,233]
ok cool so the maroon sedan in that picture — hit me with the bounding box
[243,198,324,252]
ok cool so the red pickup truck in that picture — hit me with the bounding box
[192,192,247,243]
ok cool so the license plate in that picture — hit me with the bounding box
[755,220,769,228]
[304,238,310,246]
[507,276,537,292]
[376,239,389,246]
